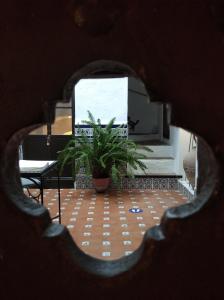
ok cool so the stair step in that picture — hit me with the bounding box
[128,158,175,175]
[136,145,174,158]
[131,139,168,145]
[139,156,174,160]
[138,173,182,178]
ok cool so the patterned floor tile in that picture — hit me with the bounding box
[28,188,188,260]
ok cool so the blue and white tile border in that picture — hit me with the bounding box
[75,127,128,137]
[75,176,180,190]
[75,175,197,204]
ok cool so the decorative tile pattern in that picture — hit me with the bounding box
[75,176,180,190]
[102,252,111,257]
[81,241,90,246]
[102,241,111,246]
[75,127,128,138]
[35,188,188,260]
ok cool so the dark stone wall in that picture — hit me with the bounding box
[0,1,224,299]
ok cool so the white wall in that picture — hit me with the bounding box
[178,128,193,178]
[168,126,180,173]
[128,77,163,138]
[169,126,197,186]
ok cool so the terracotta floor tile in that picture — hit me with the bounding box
[27,188,189,260]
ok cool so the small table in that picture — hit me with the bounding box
[19,160,61,224]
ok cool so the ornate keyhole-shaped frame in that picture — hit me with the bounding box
[0,60,219,279]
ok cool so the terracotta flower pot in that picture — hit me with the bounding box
[92,178,110,193]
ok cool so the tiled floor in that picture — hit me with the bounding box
[34,189,189,260]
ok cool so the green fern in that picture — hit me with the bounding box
[57,111,152,185]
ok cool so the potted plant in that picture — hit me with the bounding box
[57,111,152,192]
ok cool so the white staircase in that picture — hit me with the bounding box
[129,144,178,175]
